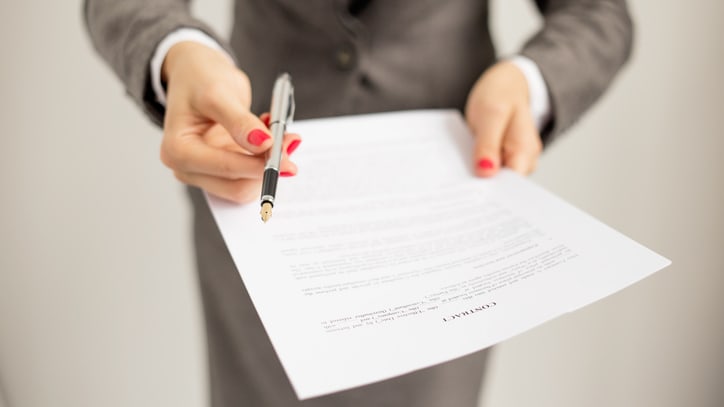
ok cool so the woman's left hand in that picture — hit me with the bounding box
[465,60,543,177]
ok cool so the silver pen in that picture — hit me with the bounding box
[260,73,295,223]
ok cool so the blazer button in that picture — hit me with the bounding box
[334,45,356,71]
[359,73,373,89]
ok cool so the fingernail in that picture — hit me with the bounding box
[247,129,270,146]
[286,139,301,155]
[280,171,295,177]
[478,158,495,170]
[261,114,270,128]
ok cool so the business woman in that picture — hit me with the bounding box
[85,1,633,405]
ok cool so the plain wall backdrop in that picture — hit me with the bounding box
[1,1,722,406]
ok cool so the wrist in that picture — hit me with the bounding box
[162,42,200,85]
[507,56,552,131]
[162,42,235,89]
[497,60,530,105]
[151,28,233,106]
[468,61,529,116]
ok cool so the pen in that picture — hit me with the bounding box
[260,73,295,223]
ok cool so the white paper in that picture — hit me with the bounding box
[207,110,670,399]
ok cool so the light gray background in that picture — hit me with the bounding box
[1,1,722,406]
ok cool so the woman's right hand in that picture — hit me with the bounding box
[159,42,301,203]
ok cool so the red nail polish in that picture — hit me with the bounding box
[280,171,295,177]
[248,129,270,146]
[286,139,301,155]
[261,114,270,128]
[478,158,495,170]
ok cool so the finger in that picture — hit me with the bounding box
[468,103,512,177]
[283,133,302,156]
[172,158,299,205]
[203,124,247,152]
[193,89,273,154]
[505,153,537,175]
[279,159,298,177]
[174,171,263,204]
[502,107,542,175]
[275,133,302,177]
[260,112,270,128]
[204,126,302,159]
[162,136,266,180]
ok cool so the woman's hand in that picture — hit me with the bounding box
[465,60,542,177]
[159,42,300,203]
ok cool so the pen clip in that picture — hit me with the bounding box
[285,87,295,125]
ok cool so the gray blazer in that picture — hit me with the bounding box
[84,1,633,406]
[85,0,633,142]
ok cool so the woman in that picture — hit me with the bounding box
[85,1,633,405]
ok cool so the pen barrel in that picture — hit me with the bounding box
[260,168,279,205]
[265,122,285,171]
[260,73,294,208]
[264,73,294,172]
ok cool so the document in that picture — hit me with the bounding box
[207,110,670,399]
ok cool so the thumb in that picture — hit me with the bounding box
[163,42,271,153]
[502,106,542,175]
[468,105,512,177]
[195,87,272,155]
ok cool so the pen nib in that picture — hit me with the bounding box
[260,202,273,223]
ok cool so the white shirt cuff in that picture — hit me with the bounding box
[150,28,231,106]
[151,34,553,129]
[509,55,553,132]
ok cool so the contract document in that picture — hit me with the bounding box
[207,110,670,399]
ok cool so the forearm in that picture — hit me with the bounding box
[523,0,634,142]
[83,0,231,125]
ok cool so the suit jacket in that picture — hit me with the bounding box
[84,1,633,406]
[84,0,633,142]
